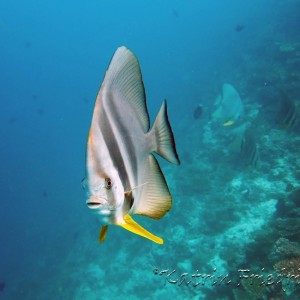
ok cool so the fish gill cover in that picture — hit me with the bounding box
[0,0,300,299]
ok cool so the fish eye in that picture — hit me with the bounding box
[104,178,112,190]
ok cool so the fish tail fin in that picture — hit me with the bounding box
[98,225,109,243]
[118,214,163,244]
[152,100,180,165]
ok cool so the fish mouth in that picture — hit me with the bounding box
[86,201,102,209]
[86,197,115,218]
[86,196,107,210]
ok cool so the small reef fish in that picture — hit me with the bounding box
[85,46,180,244]
[193,104,203,120]
[212,83,244,126]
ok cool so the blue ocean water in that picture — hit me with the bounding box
[0,0,300,299]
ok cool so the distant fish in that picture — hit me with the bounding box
[212,83,244,126]
[24,41,32,48]
[9,117,16,124]
[235,24,245,32]
[85,46,180,244]
[43,191,48,198]
[241,129,259,167]
[0,282,5,292]
[193,104,203,120]
[37,108,44,116]
[277,91,298,128]
[172,9,179,18]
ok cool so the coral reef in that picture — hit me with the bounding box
[274,218,300,239]
[274,256,300,278]
[272,238,300,259]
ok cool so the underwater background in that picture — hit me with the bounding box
[0,0,300,299]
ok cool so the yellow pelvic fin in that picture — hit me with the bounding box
[99,225,108,243]
[118,214,163,244]
[223,120,234,126]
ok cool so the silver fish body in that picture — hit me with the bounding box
[212,83,244,126]
[85,46,180,244]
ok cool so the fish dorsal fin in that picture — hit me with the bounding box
[100,46,150,132]
[118,214,163,244]
[132,154,172,220]
[152,100,180,165]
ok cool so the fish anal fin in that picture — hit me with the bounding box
[118,214,163,244]
[132,154,172,220]
[99,225,108,243]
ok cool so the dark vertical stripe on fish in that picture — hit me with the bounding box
[100,106,130,192]
[100,94,138,196]
[108,93,139,181]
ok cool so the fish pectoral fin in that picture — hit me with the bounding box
[98,225,109,243]
[223,119,234,126]
[117,214,163,244]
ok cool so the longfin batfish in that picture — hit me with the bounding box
[85,46,180,244]
[212,83,243,126]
